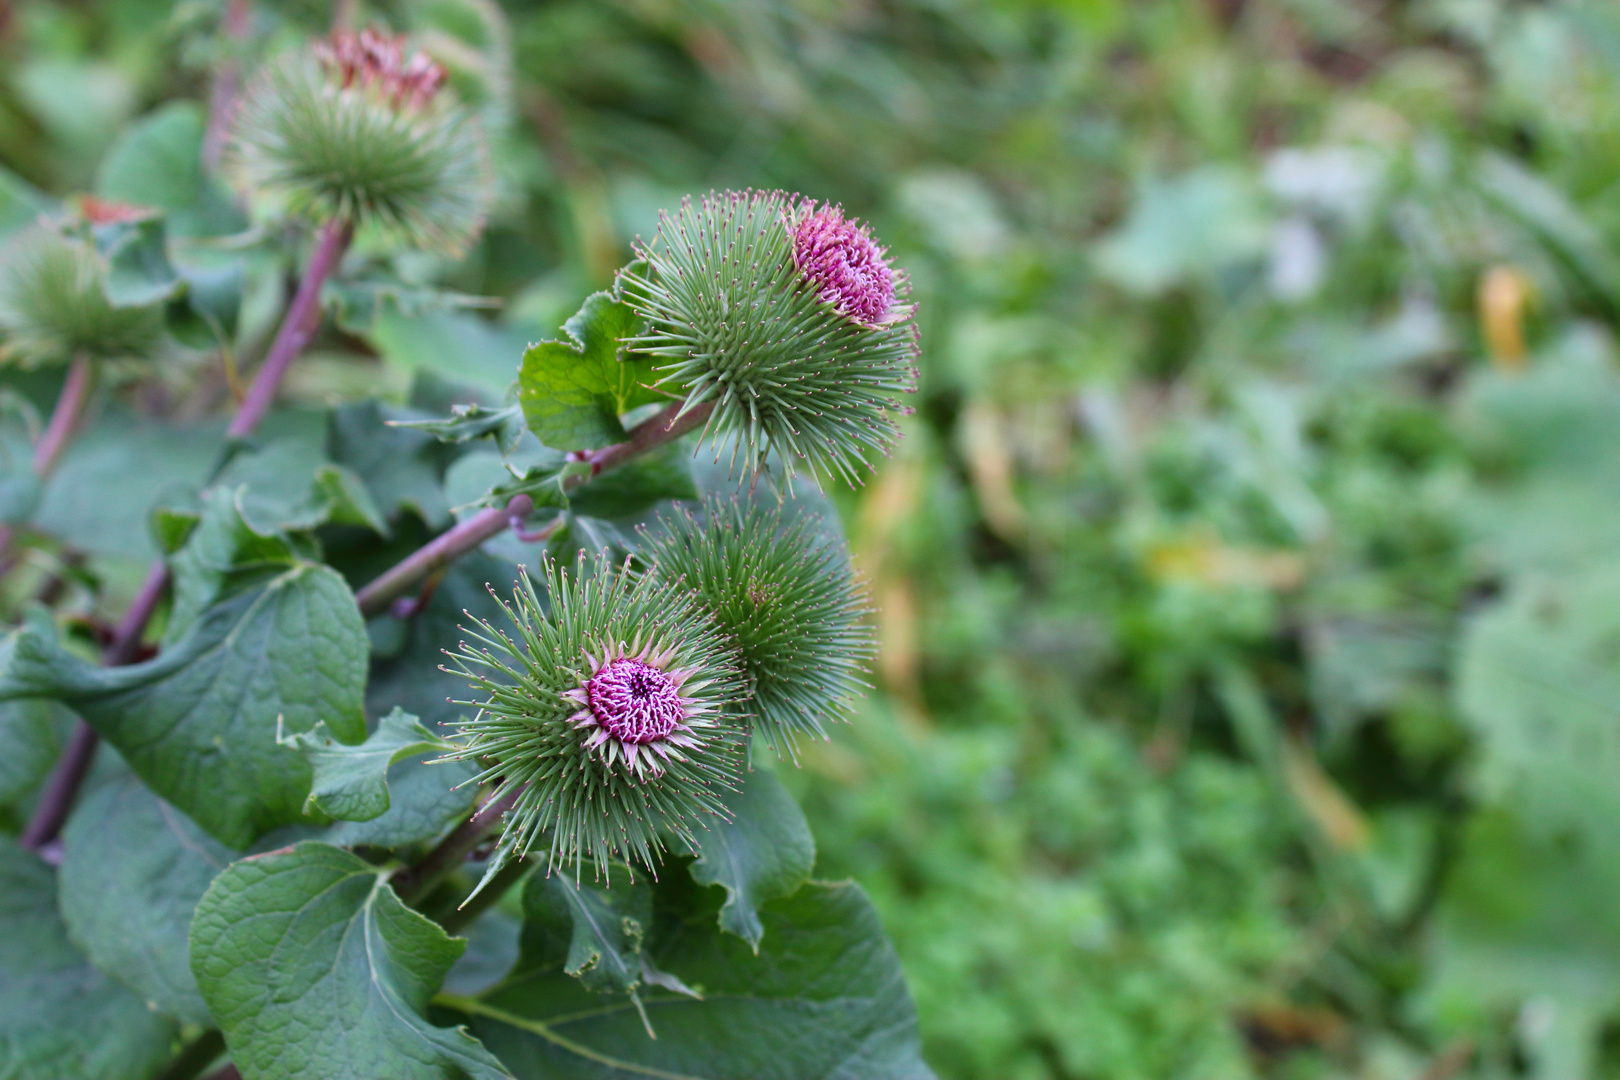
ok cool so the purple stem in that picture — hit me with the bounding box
[0,355,96,568]
[20,559,170,857]
[228,218,352,440]
[33,355,94,478]
[353,399,714,619]
[392,785,523,903]
[20,219,352,854]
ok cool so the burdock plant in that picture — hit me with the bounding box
[443,555,749,881]
[619,189,920,483]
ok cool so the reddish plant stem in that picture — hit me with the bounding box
[33,355,94,477]
[21,557,172,857]
[229,218,352,439]
[20,221,352,855]
[0,355,96,566]
[354,399,714,618]
[392,786,523,904]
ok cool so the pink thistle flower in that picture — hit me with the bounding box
[562,638,713,781]
[790,202,902,327]
[315,29,446,111]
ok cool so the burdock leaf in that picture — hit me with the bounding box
[280,707,455,823]
[445,877,935,1080]
[518,291,662,451]
[317,749,479,850]
[59,772,237,1026]
[329,401,454,528]
[0,837,178,1080]
[0,697,75,806]
[95,101,244,239]
[0,391,42,526]
[0,560,368,848]
[96,214,183,308]
[690,768,815,950]
[518,871,651,998]
[190,841,512,1080]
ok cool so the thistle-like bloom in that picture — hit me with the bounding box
[225,28,492,256]
[640,496,876,757]
[563,641,711,775]
[0,219,165,367]
[619,190,920,484]
[792,204,897,327]
[443,556,748,878]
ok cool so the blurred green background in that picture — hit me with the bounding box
[12,0,1620,1076]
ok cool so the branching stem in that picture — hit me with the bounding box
[0,354,97,568]
[354,399,713,618]
[392,785,523,904]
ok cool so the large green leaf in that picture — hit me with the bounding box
[94,101,243,239]
[328,402,454,528]
[520,871,652,998]
[35,409,226,560]
[1456,561,1620,844]
[517,291,662,451]
[447,877,935,1080]
[0,559,369,848]
[316,748,479,850]
[281,707,455,823]
[0,837,177,1080]
[358,303,526,396]
[0,698,74,808]
[0,165,53,240]
[690,768,815,950]
[0,392,42,526]
[58,771,235,1026]
[190,841,513,1080]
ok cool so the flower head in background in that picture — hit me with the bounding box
[0,215,167,368]
[225,28,492,255]
[640,496,875,757]
[443,556,748,883]
[620,189,919,485]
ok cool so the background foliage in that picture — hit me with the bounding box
[8,0,1620,1077]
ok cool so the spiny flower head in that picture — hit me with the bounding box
[639,496,876,758]
[619,189,919,485]
[442,555,748,880]
[0,215,166,367]
[225,28,492,256]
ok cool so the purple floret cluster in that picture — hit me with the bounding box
[791,203,898,327]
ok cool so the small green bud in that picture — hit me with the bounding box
[0,205,167,368]
[225,28,493,256]
[619,190,920,484]
[443,556,749,878]
[640,496,876,758]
